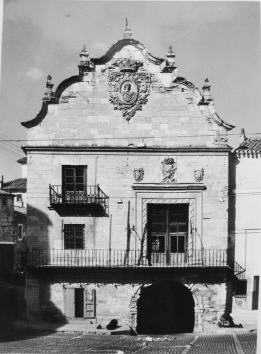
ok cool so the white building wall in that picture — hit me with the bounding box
[234,154,261,309]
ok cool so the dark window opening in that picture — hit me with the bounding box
[64,224,85,249]
[62,165,87,193]
[252,276,259,310]
[16,194,22,202]
[18,224,24,240]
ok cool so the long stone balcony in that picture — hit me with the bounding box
[27,248,230,268]
[49,184,109,216]
[26,249,245,284]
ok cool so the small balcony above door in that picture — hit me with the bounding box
[49,165,109,216]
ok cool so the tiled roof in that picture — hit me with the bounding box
[2,178,27,192]
[235,138,261,153]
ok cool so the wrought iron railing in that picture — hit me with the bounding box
[26,249,229,268]
[234,261,246,280]
[49,184,109,213]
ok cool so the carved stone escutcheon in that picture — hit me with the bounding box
[133,168,144,182]
[108,60,151,121]
[161,157,177,183]
[194,168,204,182]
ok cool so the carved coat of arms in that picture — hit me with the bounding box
[108,59,151,121]
[161,158,177,183]
[133,168,144,182]
[194,168,204,182]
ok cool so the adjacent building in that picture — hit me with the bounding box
[21,25,243,333]
[233,132,261,313]
[0,190,15,278]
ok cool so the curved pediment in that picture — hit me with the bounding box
[21,35,234,137]
[93,38,164,66]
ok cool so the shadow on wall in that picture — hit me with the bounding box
[228,153,238,263]
[22,205,67,335]
[136,280,195,334]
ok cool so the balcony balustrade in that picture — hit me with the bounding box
[49,184,109,215]
[26,248,229,269]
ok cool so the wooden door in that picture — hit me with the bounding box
[64,288,75,318]
[84,289,96,318]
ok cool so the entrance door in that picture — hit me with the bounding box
[147,204,189,265]
[64,288,96,318]
[137,281,195,334]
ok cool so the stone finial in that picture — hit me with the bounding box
[78,44,94,76]
[43,75,54,102]
[79,44,90,64]
[240,128,246,143]
[161,45,177,73]
[202,78,212,102]
[123,18,132,39]
[166,45,175,66]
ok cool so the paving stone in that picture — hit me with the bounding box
[237,333,257,354]
[187,334,238,354]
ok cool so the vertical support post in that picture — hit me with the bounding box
[124,201,131,265]
[109,214,112,266]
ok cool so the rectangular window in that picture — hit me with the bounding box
[64,224,85,249]
[18,224,24,240]
[16,194,22,202]
[62,165,87,192]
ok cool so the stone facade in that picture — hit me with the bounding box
[22,31,236,332]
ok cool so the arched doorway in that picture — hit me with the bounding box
[136,281,194,334]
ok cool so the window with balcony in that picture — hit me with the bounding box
[49,165,109,216]
[62,165,87,202]
[64,224,85,249]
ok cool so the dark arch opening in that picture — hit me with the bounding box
[136,280,195,334]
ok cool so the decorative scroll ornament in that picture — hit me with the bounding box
[133,168,144,182]
[214,131,228,147]
[161,158,177,183]
[194,168,204,182]
[108,60,151,121]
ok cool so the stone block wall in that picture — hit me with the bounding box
[26,277,226,332]
[26,150,229,252]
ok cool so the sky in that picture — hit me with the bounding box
[0,0,260,180]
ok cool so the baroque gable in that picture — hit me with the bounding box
[21,36,234,148]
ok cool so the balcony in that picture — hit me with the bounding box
[27,248,229,269]
[49,185,109,216]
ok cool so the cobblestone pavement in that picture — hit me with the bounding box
[237,333,257,354]
[0,330,257,353]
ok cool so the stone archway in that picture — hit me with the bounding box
[136,281,195,334]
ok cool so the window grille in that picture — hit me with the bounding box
[64,224,85,249]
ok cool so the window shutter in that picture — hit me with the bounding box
[84,289,96,318]
[64,288,75,318]
[62,219,64,249]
